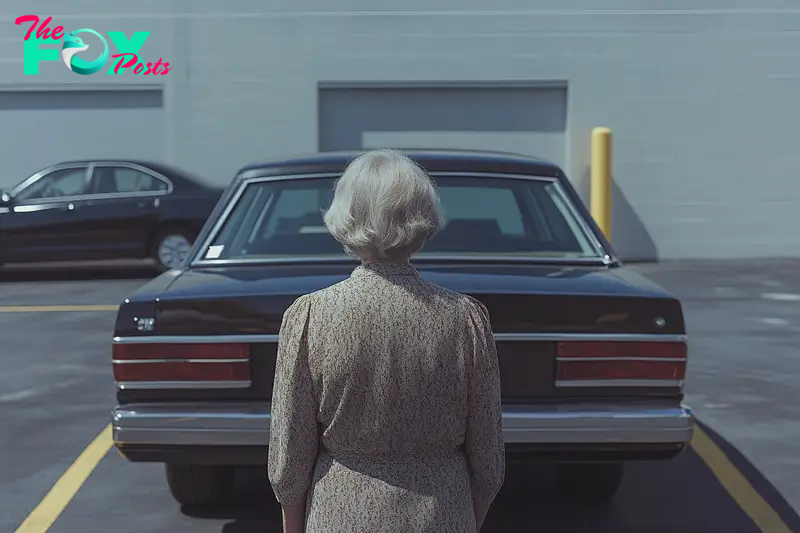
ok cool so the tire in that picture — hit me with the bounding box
[164,464,235,506]
[556,462,624,505]
[150,226,196,272]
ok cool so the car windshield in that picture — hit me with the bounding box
[195,175,603,263]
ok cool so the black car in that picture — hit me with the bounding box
[110,150,693,506]
[0,160,223,271]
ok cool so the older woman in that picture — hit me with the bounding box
[268,149,505,533]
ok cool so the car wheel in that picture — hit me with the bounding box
[164,464,235,506]
[556,462,624,504]
[151,227,195,272]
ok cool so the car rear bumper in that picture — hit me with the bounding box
[112,401,694,460]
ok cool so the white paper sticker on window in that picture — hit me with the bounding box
[299,226,329,234]
[205,245,224,259]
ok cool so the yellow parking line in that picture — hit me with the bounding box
[14,424,113,533]
[0,305,118,313]
[692,425,792,533]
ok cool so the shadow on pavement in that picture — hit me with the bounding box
[182,422,800,532]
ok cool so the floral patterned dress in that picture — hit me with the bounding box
[268,261,505,533]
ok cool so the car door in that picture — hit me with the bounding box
[0,165,92,263]
[80,163,172,258]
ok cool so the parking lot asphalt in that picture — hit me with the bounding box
[633,259,800,514]
[1,260,799,533]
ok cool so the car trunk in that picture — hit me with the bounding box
[114,263,686,405]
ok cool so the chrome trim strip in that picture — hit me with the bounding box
[14,204,62,213]
[555,379,684,388]
[431,171,557,182]
[237,172,344,185]
[556,357,687,362]
[549,179,609,259]
[112,333,687,345]
[9,161,173,204]
[239,171,560,186]
[113,335,279,344]
[116,380,251,390]
[497,333,686,342]
[192,255,609,268]
[111,402,694,447]
[189,170,611,267]
[112,358,250,364]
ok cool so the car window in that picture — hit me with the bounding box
[91,167,169,194]
[15,168,87,201]
[437,186,525,236]
[262,189,327,238]
[199,176,599,262]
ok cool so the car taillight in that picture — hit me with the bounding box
[112,343,251,389]
[555,340,687,386]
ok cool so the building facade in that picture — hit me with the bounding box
[2,1,798,260]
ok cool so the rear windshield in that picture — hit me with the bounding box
[196,175,601,262]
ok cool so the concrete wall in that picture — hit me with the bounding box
[2,1,799,260]
[0,89,165,184]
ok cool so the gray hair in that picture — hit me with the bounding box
[323,149,445,262]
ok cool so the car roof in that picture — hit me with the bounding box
[235,149,564,182]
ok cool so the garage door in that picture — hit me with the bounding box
[0,89,164,190]
[318,85,567,167]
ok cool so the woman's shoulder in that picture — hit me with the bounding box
[420,281,490,320]
[284,280,347,313]
[463,293,489,314]
[282,292,313,321]
[457,293,491,329]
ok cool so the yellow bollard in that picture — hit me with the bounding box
[590,127,612,241]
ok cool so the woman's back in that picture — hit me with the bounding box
[308,262,482,461]
[269,262,504,532]
[267,150,504,533]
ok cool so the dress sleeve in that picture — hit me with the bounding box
[463,296,506,508]
[268,294,319,506]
